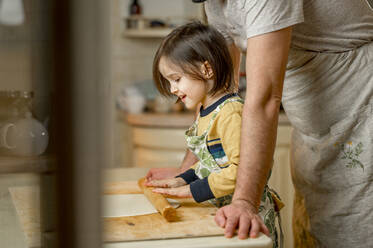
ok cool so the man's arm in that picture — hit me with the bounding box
[215,27,292,239]
[236,26,292,206]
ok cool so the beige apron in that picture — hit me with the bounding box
[283,41,373,247]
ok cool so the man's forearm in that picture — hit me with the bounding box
[233,102,279,209]
[233,27,292,210]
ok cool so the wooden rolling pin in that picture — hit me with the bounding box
[137,178,177,222]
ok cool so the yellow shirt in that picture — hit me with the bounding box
[190,95,243,199]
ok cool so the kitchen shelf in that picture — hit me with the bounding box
[0,155,55,174]
[122,28,173,38]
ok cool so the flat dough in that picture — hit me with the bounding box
[102,194,180,218]
[102,194,156,217]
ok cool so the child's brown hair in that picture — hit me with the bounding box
[153,21,234,97]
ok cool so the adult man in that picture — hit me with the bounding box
[148,1,373,246]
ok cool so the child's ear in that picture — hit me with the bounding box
[201,61,213,79]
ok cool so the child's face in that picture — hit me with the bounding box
[159,57,213,110]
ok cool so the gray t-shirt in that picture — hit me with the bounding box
[205,0,373,52]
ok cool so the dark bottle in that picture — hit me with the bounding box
[129,0,142,15]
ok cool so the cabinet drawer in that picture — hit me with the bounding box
[132,127,187,149]
[133,147,185,168]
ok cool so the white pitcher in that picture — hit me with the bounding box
[0,112,48,156]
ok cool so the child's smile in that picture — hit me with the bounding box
[179,95,186,102]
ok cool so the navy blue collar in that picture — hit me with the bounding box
[199,93,238,117]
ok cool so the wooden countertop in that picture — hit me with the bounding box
[102,167,272,248]
[0,168,271,248]
[125,111,290,128]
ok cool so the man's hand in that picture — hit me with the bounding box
[152,185,192,198]
[215,199,269,239]
[145,167,181,181]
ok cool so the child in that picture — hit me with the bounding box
[147,21,281,247]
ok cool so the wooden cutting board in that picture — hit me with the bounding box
[103,180,224,242]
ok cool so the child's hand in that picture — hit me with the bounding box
[145,177,186,188]
[152,185,192,198]
[145,167,181,181]
[146,177,192,198]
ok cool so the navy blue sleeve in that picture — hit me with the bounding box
[190,177,215,203]
[176,169,199,184]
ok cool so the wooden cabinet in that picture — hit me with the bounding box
[126,112,194,168]
[132,127,188,167]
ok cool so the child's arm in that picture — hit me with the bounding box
[145,177,187,188]
[149,109,242,202]
[145,161,199,185]
[152,184,192,198]
[145,105,201,182]
[189,165,238,202]
[146,176,192,198]
[146,162,200,198]
[175,162,199,183]
[145,149,199,181]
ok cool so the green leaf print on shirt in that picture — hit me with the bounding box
[199,168,210,178]
[335,141,365,171]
